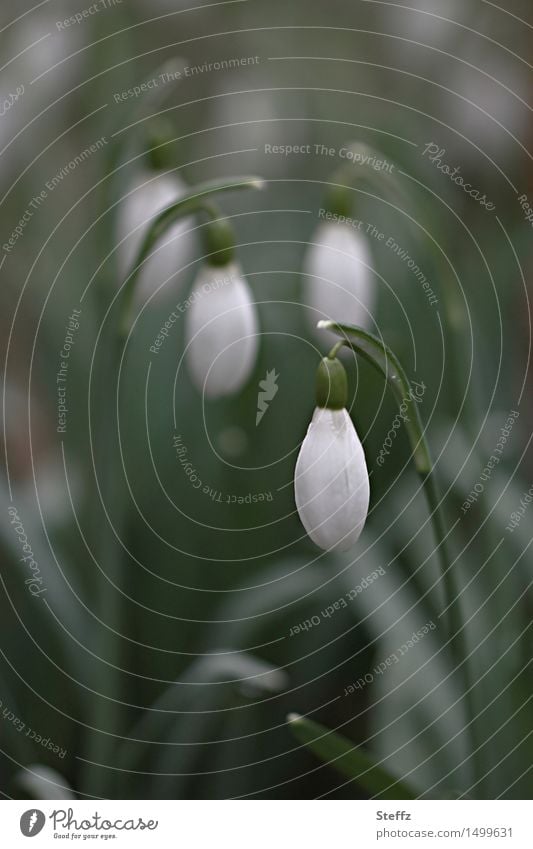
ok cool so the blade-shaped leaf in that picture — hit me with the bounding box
[287,713,417,799]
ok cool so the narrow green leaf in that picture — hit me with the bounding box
[287,713,417,799]
[118,653,288,776]
[319,323,458,654]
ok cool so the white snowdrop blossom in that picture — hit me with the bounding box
[117,170,194,304]
[294,357,370,551]
[185,263,258,398]
[303,221,375,337]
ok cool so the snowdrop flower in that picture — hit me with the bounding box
[185,248,259,398]
[294,356,370,551]
[303,220,375,340]
[116,169,194,305]
[11,11,83,91]
[0,7,83,171]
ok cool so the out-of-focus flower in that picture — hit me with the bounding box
[303,221,375,339]
[294,356,370,551]
[10,8,83,98]
[116,169,194,305]
[0,8,84,171]
[185,262,258,398]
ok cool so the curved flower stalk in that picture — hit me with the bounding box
[118,175,264,340]
[313,319,483,786]
[116,168,194,306]
[185,252,259,399]
[303,219,375,339]
[294,355,370,551]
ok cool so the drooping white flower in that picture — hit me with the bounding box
[303,221,375,337]
[185,262,259,399]
[294,357,370,551]
[116,169,194,304]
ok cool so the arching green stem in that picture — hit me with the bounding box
[320,320,454,626]
[118,175,265,340]
[320,320,482,787]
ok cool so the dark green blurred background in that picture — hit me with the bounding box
[0,0,531,800]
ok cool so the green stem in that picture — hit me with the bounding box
[80,329,124,799]
[118,175,265,340]
[81,173,265,797]
[321,320,482,791]
[324,323,431,476]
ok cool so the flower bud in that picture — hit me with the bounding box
[315,356,348,409]
[294,358,369,551]
[185,262,259,398]
[303,221,375,338]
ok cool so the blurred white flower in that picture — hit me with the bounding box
[303,221,375,338]
[387,0,464,47]
[10,10,83,97]
[295,406,370,551]
[116,169,194,304]
[0,9,83,171]
[185,262,259,398]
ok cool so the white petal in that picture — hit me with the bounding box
[303,222,375,336]
[294,407,370,551]
[116,170,194,303]
[185,263,259,398]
